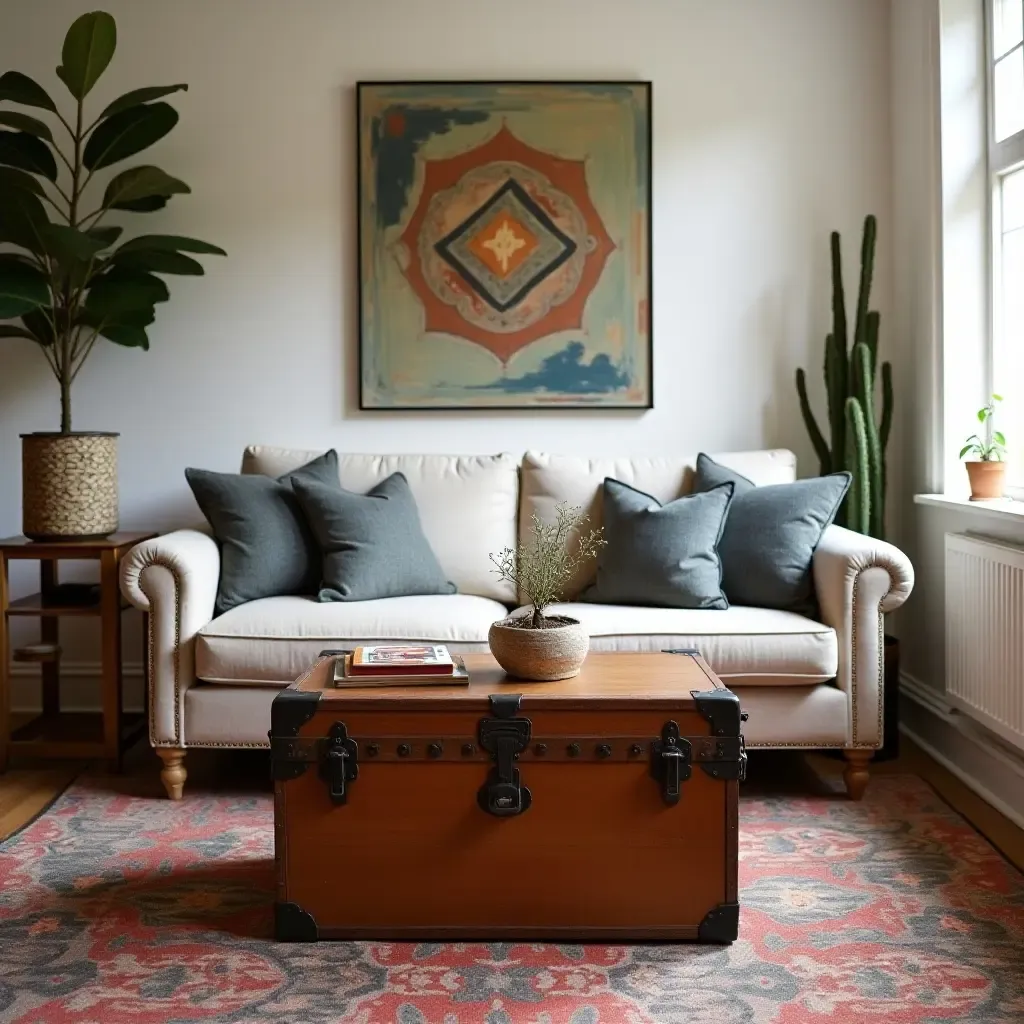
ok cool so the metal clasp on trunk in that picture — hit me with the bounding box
[650,720,692,804]
[320,721,359,804]
[477,694,532,817]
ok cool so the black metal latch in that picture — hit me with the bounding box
[320,721,359,804]
[477,694,532,817]
[650,720,692,804]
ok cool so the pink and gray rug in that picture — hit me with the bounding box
[0,775,1022,1022]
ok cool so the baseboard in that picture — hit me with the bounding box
[899,671,1024,830]
[10,661,145,715]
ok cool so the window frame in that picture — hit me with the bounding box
[985,0,1024,491]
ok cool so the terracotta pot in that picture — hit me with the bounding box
[21,432,119,540]
[488,615,589,681]
[965,460,1006,501]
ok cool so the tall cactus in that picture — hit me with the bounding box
[795,215,893,539]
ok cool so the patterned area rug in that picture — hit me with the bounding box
[0,775,1022,1023]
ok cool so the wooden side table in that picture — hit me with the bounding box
[0,531,156,772]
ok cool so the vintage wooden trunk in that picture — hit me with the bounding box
[271,650,745,943]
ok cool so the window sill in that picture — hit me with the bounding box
[914,493,1024,524]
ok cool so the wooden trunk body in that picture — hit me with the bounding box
[272,651,743,943]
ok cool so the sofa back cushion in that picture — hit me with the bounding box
[520,450,797,600]
[242,447,518,602]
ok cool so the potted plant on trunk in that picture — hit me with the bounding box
[961,395,1007,500]
[0,11,224,539]
[488,503,605,681]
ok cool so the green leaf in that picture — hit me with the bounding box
[0,256,49,317]
[41,223,108,264]
[978,408,987,422]
[56,11,116,100]
[0,71,57,112]
[79,305,154,349]
[959,444,974,459]
[113,194,168,213]
[82,102,178,171]
[0,324,37,341]
[0,111,54,143]
[100,322,150,348]
[86,269,169,315]
[0,130,58,181]
[21,308,54,345]
[994,431,1006,445]
[0,166,45,197]
[102,165,190,209]
[111,248,204,275]
[992,393,1004,402]
[87,225,123,248]
[116,233,226,256]
[0,187,48,251]
[99,84,187,119]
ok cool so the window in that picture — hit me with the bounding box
[989,0,1024,484]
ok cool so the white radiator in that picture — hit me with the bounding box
[945,533,1024,754]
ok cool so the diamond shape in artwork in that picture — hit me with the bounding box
[466,212,539,280]
[434,178,577,313]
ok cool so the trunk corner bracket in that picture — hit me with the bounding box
[690,688,749,737]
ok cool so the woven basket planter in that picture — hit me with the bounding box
[21,432,119,540]
[488,615,589,681]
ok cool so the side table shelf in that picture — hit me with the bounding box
[0,531,156,771]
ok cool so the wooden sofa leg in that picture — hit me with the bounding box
[156,748,187,800]
[843,749,872,801]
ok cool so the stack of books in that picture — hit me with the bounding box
[333,644,469,688]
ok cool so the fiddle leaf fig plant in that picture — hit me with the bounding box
[0,10,225,432]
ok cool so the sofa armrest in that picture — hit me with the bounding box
[120,530,220,747]
[812,525,914,747]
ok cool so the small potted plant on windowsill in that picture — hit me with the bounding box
[961,394,1007,500]
[488,504,605,681]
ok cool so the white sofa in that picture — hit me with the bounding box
[120,446,914,800]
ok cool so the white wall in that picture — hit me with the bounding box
[0,0,893,693]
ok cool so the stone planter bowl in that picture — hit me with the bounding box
[488,615,589,681]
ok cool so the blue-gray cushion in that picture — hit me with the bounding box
[693,453,850,611]
[582,478,734,609]
[292,472,456,602]
[186,449,339,615]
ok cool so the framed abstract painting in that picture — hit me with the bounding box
[357,81,652,409]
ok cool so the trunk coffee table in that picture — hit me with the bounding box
[270,650,746,942]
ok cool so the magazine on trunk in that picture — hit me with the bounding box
[333,650,469,688]
[349,644,455,675]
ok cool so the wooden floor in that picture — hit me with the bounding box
[1,737,1022,872]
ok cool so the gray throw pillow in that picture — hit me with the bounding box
[292,472,456,602]
[186,450,339,615]
[582,478,734,609]
[693,453,850,611]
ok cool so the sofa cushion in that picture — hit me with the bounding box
[693,453,850,612]
[520,449,797,599]
[293,473,455,602]
[519,602,837,686]
[195,594,505,685]
[582,479,733,609]
[241,447,518,602]
[185,449,340,615]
